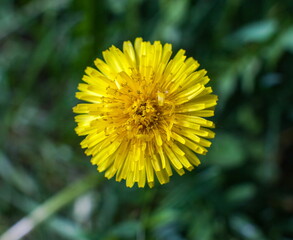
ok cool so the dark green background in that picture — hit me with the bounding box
[1,0,293,239]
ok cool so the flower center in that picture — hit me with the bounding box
[121,97,162,139]
[131,99,159,129]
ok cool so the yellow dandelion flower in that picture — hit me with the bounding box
[73,38,218,188]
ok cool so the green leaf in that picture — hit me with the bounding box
[230,19,278,44]
[108,220,141,238]
[208,132,246,168]
[226,183,256,203]
[230,215,266,240]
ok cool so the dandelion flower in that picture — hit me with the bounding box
[73,38,218,188]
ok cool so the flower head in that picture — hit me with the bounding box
[73,38,218,188]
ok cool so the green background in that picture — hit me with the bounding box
[1,0,293,239]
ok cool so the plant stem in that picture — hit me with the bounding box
[0,173,102,240]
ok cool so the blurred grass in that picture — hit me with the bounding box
[0,0,293,239]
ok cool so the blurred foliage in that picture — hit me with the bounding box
[0,0,293,239]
